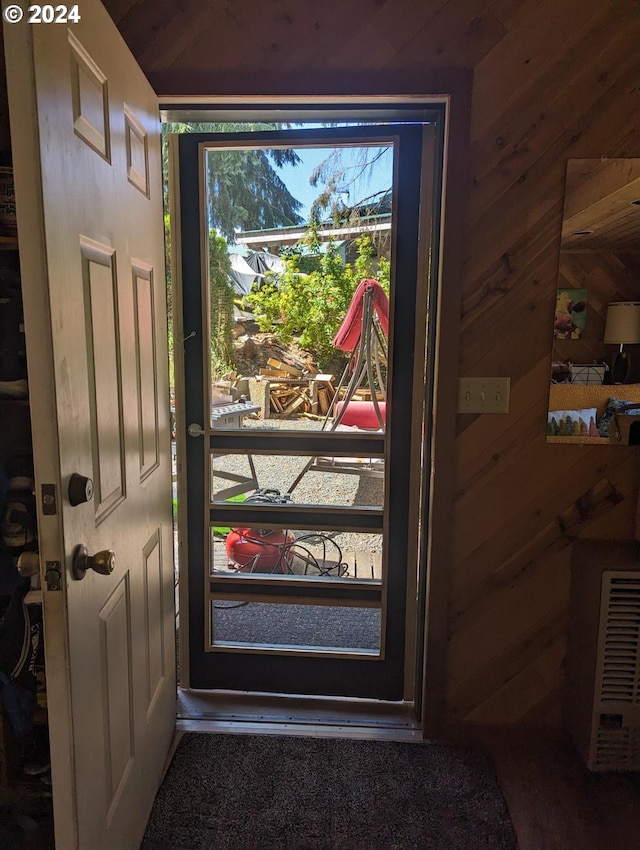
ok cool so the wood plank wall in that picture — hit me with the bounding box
[103,0,640,727]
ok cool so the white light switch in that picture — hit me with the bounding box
[457,377,511,414]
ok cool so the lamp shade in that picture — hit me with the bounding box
[603,302,640,345]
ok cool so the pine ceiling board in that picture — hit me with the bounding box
[139,5,230,72]
[226,0,380,73]
[438,12,508,69]
[286,21,399,73]
[102,0,145,25]
[265,0,425,72]
[104,0,187,59]
[448,608,568,720]
[160,0,374,76]
[471,0,609,139]
[167,19,262,78]
[387,9,508,71]
[488,0,548,30]
[376,0,498,69]
[284,0,453,72]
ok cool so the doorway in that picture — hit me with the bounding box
[169,107,445,705]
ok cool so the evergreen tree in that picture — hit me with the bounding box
[162,123,303,240]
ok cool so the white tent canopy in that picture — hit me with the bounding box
[227,250,287,295]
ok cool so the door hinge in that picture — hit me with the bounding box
[44,561,62,592]
[41,484,57,516]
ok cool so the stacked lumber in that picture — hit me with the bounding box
[257,359,335,418]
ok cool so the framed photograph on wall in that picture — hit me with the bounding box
[554,288,587,339]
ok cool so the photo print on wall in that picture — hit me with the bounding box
[554,288,588,339]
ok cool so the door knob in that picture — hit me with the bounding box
[68,473,94,506]
[72,544,115,580]
[188,423,205,437]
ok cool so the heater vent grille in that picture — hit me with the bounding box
[597,576,640,705]
[595,725,640,770]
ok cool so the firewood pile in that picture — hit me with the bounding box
[259,358,334,419]
[256,358,382,419]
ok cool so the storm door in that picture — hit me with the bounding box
[174,122,441,699]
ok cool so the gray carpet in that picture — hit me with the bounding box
[141,733,519,850]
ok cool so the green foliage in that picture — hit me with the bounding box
[208,232,235,379]
[246,232,389,369]
[164,213,174,387]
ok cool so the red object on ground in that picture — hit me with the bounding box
[334,400,386,429]
[225,527,294,573]
[332,279,389,352]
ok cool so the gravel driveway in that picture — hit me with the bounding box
[212,417,384,557]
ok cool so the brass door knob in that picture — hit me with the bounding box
[72,544,115,580]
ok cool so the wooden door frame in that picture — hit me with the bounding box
[165,78,471,735]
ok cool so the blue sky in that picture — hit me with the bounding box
[277,145,393,222]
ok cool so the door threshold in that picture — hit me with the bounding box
[176,688,423,741]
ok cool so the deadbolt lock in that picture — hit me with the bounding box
[68,473,94,506]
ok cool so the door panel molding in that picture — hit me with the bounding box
[68,31,111,162]
[80,236,126,520]
[99,573,135,813]
[132,261,160,480]
[142,527,166,718]
[124,104,150,197]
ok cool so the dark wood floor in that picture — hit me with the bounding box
[480,729,640,850]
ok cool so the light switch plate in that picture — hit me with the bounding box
[458,377,511,414]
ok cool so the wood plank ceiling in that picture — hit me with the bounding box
[102,0,640,727]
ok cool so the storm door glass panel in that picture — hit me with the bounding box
[205,142,393,437]
[211,600,382,655]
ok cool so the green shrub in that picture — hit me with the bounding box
[246,231,389,370]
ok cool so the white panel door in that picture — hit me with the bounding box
[3,2,175,848]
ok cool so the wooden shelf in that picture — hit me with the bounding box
[546,436,609,445]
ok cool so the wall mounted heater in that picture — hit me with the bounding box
[566,540,640,771]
